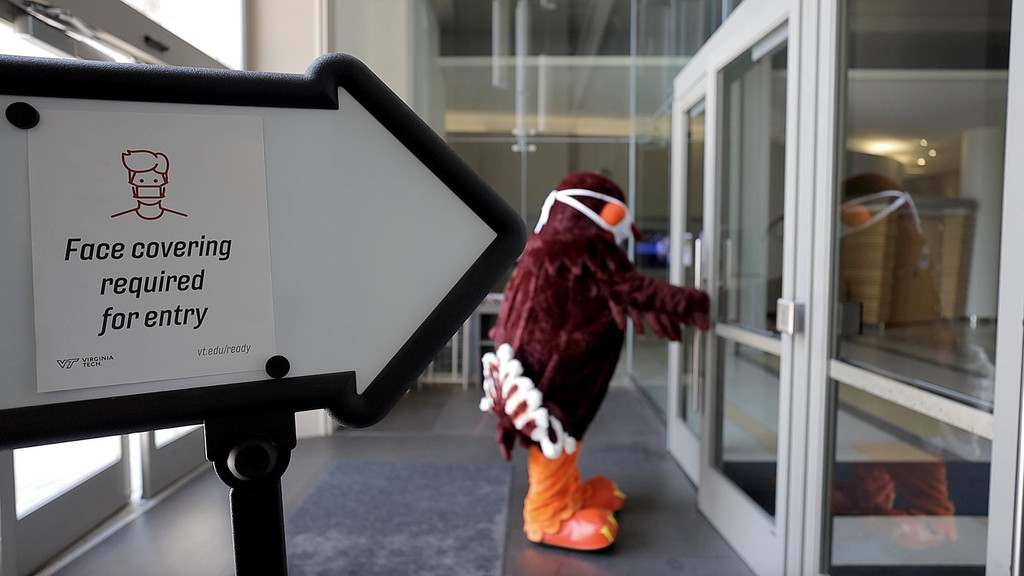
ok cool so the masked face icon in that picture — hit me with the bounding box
[113,150,186,220]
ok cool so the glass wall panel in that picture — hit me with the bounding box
[448,138,525,218]
[634,108,673,412]
[438,1,637,225]
[434,0,729,413]
[715,336,779,515]
[680,104,705,435]
[523,140,632,229]
[630,0,706,412]
[829,383,989,575]
[828,2,1008,573]
[717,42,787,334]
[639,0,718,58]
[154,425,201,449]
[835,0,1010,411]
[14,437,121,518]
[711,30,787,520]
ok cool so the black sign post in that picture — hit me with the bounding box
[206,408,296,575]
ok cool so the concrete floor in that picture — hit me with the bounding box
[42,378,755,576]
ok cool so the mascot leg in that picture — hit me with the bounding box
[523,445,618,551]
[481,345,624,548]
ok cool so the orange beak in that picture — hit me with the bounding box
[599,203,642,241]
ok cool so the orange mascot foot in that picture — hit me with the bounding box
[582,475,626,512]
[538,508,619,551]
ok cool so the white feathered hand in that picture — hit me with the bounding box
[480,343,577,459]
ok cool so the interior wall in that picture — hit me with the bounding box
[329,0,445,134]
[244,0,326,73]
[245,0,444,136]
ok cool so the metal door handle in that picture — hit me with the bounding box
[691,327,704,414]
[690,236,705,414]
[723,237,734,291]
[776,299,804,336]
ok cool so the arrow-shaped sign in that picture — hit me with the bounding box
[0,53,526,449]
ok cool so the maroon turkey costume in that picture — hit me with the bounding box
[481,172,709,550]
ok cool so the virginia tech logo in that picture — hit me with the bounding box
[56,358,80,370]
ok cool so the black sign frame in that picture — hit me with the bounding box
[0,53,526,450]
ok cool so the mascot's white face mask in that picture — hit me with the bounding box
[534,188,636,244]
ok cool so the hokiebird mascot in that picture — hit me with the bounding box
[480,172,710,551]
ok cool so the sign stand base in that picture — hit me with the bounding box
[205,409,297,576]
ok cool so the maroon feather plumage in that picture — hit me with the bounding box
[486,172,709,460]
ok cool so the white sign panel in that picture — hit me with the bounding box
[0,53,526,448]
[28,109,275,392]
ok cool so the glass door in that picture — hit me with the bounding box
[683,3,797,574]
[139,426,207,498]
[668,87,706,483]
[821,1,1009,573]
[4,426,208,574]
[9,437,130,575]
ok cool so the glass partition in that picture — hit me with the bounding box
[436,0,726,415]
[717,41,787,334]
[828,1,1009,572]
[829,383,990,574]
[715,336,780,515]
[834,0,1009,411]
[712,33,788,517]
[14,438,121,518]
[680,103,705,436]
[633,105,673,412]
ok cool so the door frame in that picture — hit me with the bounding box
[669,0,1024,573]
[806,0,1018,572]
[795,0,832,571]
[139,426,208,499]
[669,1,806,575]
[983,0,1024,572]
[668,74,708,485]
